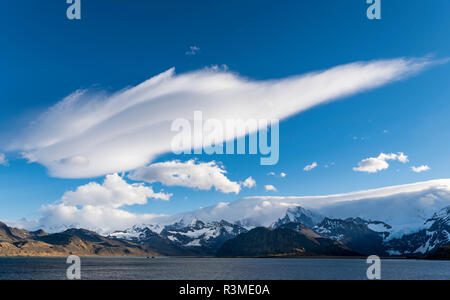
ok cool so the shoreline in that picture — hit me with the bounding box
[0,255,436,260]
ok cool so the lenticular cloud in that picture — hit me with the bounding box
[9,58,433,178]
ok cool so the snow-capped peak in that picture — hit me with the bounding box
[426,206,450,227]
[271,206,324,228]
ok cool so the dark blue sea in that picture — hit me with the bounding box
[0,257,449,280]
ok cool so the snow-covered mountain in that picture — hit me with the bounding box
[142,179,450,237]
[386,206,450,256]
[312,217,392,256]
[161,218,247,253]
[109,218,248,255]
[108,224,164,241]
[110,205,450,257]
[304,206,450,257]
[105,180,450,257]
[314,218,392,241]
[271,206,324,228]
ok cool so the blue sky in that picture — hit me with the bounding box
[1,0,450,225]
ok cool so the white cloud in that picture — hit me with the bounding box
[241,176,256,189]
[62,173,171,208]
[267,172,286,178]
[7,58,435,178]
[0,153,7,166]
[353,152,409,173]
[240,179,450,233]
[265,185,277,192]
[209,64,228,72]
[215,202,229,209]
[32,174,172,234]
[129,160,241,194]
[186,46,200,56]
[412,165,431,173]
[38,204,159,235]
[394,153,409,163]
[304,162,318,171]
[59,155,89,166]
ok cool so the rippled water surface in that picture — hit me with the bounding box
[0,257,449,280]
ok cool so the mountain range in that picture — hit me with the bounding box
[109,205,450,258]
[0,222,159,257]
[108,218,248,256]
[1,179,450,259]
[1,204,449,258]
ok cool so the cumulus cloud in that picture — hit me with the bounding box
[304,162,318,171]
[0,153,7,166]
[185,46,200,56]
[267,172,286,178]
[353,152,409,173]
[412,165,431,173]
[62,173,171,208]
[34,174,171,234]
[129,160,241,194]
[38,204,159,234]
[241,176,256,189]
[265,185,277,192]
[7,58,435,178]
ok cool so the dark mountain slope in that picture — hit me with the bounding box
[0,225,160,257]
[428,245,450,260]
[217,224,359,257]
[0,222,42,242]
